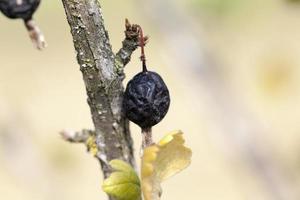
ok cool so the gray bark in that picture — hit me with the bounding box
[61,0,140,182]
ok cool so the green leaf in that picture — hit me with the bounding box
[102,160,141,200]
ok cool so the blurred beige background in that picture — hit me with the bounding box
[1,0,300,200]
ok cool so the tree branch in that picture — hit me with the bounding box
[116,19,148,68]
[60,129,94,143]
[61,0,138,183]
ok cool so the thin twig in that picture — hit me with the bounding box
[24,19,47,50]
[116,19,148,69]
[60,129,94,143]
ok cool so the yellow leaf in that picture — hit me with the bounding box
[141,130,192,200]
[102,159,141,200]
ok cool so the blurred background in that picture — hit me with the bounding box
[1,0,300,199]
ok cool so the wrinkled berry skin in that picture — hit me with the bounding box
[123,71,170,129]
[0,0,40,21]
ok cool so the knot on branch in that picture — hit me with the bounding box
[125,18,149,47]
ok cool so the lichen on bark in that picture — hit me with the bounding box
[61,0,141,185]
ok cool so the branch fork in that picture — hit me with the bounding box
[116,19,149,68]
[61,2,148,199]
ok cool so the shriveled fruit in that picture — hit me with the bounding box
[0,0,46,50]
[123,23,170,131]
[0,0,40,21]
[124,70,170,129]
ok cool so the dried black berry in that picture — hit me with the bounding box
[123,70,170,129]
[0,0,46,49]
[0,0,40,21]
[123,24,170,130]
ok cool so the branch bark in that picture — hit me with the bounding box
[61,0,140,188]
[116,19,148,68]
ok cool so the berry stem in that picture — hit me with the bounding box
[142,127,153,148]
[24,18,47,50]
[136,25,147,72]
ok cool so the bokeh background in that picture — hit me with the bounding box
[1,0,300,199]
